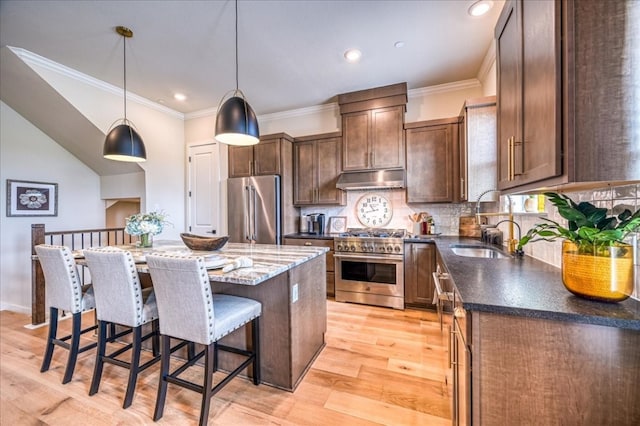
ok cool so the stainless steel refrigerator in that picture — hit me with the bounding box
[227,175,281,244]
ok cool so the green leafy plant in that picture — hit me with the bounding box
[518,192,640,256]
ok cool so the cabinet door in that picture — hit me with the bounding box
[293,141,316,205]
[404,243,436,307]
[496,0,522,189]
[253,139,281,175]
[466,103,497,201]
[406,123,456,203]
[519,0,561,185]
[228,146,254,177]
[371,106,405,169]
[316,136,344,205]
[342,111,370,171]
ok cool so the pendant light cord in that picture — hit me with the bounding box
[235,0,239,91]
[123,33,127,120]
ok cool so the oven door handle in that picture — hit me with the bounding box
[333,252,403,262]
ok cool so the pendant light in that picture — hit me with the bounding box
[214,0,259,146]
[103,26,147,162]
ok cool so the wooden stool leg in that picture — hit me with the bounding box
[123,326,142,408]
[153,335,171,421]
[151,320,160,357]
[62,312,82,384]
[199,342,215,426]
[252,317,260,385]
[89,321,107,396]
[41,307,58,373]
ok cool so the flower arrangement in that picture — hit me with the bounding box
[125,210,169,236]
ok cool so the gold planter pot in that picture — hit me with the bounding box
[562,240,634,302]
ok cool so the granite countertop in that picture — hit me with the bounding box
[75,241,329,287]
[431,236,640,331]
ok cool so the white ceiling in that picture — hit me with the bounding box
[0,0,504,116]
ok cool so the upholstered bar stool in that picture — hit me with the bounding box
[83,247,161,409]
[146,253,261,426]
[35,244,98,384]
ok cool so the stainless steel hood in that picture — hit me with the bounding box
[336,169,406,190]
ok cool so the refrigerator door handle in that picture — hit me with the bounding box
[244,185,251,241]
[251,185,258,241]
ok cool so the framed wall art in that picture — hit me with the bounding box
[328,216,347,234]
[6,179,58,217]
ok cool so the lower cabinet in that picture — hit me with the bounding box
[403,242,436,308]
[284,237,335,297]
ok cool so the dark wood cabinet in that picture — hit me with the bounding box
[495,0,561,190]
[495,0,639,192]
[342,106,405,171]
[228,133,290,178]
[293,132,345,206]
[284,237,335,297]
[338,83,407,172]
[405,117,461,203]
[403,242,436,308]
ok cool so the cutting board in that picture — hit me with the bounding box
[459,215,486,238]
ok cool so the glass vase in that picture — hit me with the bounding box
[561,240,633,302]
[139,233,153,248]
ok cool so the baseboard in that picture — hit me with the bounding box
[0,301,30,315]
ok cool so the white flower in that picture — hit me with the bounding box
[125,210,169,236]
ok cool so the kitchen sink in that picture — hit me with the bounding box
[450,244,511,259]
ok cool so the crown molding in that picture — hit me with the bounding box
[9,46,184,120]
[185,101,340,122]
[408,78,481,98]
[477,40,496,82]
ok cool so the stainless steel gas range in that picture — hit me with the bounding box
[334,228,406,309]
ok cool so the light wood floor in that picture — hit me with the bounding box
[1,300,452,425]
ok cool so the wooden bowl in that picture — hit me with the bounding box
[180,233,229,251]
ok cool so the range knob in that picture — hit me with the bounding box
[350,245,356,252]
[386,246,393,253]
[336,244,342,251]
[394,246,401,253]
[379,246,386,253]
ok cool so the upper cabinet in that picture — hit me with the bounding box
[338,83,407,172]
[495,0,561,190]
[228,133,292,178]
[460,97,498,202]
[405,117,461,203]
[495,0,640,192]
[293,132,346,206]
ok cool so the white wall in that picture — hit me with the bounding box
[0,101,105,313]
[27,60,186,240]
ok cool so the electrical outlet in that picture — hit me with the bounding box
[292,283,299,303]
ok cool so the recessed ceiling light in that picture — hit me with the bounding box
[174,93,187,101]
[344,48,362,63]
[394,41,405,48]
[468,0,493,17]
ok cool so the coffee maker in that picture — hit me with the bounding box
[307,213,325,235]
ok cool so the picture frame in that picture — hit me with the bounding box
[6,179,58,217]
[328,216,347,234]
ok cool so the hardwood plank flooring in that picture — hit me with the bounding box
[0,300,452,425]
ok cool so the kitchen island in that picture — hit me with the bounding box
[430,236,640,425]
[97,241,329,392]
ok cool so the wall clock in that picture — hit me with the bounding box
[356,193,392,227]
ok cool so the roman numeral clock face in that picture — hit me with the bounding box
[356,193,392,227]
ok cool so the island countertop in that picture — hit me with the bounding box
[73,241,328,286]
[426,236,640,331]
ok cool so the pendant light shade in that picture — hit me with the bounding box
[103,26,147,162]
[103,121,147,161]
[215,91,259,146]
[214,0,259,146]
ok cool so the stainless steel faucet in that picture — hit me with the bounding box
[475,189,518,254]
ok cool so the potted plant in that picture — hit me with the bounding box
[125,210,169,248]
[518,192,640,302]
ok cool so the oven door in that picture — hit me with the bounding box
[334,252,404,309]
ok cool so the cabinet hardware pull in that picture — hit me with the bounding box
[249,160,253,176]
[304,242,312,246]
[371,151,375,166]
[450,329,457,368]
[460,178,465,199]
[508,136,514,181]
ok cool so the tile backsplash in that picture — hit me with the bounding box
[301,183,639,301]
[490,183,639,301]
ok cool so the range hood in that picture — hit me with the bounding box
[336,169,406,190]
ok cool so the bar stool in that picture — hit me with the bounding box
[146,253,261,426]
[35,244,98,384]
[83,247,161,409]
